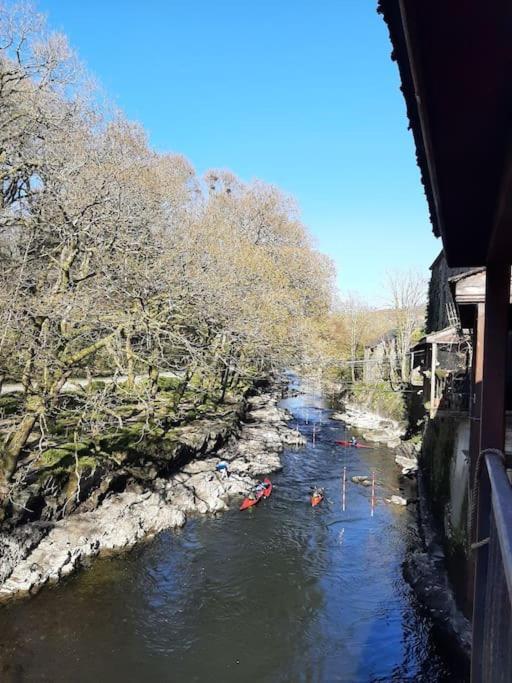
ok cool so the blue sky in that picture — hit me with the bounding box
[38,0,439,305]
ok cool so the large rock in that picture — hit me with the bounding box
[352,475,372,487]
[388,495,408,506]
[280,429,307,446]
[332,403,405,446]
[394,441,419,475]
[395,455,418,476]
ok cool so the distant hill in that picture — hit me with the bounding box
[362,306,425,348]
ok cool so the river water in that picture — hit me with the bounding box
[0,389,467,682]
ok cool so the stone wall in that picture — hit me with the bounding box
[421,413,512,613]
[420,414,471,610]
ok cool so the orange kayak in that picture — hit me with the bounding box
[311,493,324,507]
[240,478,272,510]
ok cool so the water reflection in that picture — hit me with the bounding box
[0,389,467,682]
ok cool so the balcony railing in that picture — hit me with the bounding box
[472,450,512,682]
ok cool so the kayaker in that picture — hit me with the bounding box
[254,481,267,493]
[215,461,229,479]
[350,436,358,447]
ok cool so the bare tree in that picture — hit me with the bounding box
[385,269,426,382]
[0,2,336,513]
[340,292,370,383]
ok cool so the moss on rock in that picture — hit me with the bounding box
[421,415,456,511]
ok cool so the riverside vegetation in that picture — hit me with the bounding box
[0,4,334,530]
[0,3,429,601]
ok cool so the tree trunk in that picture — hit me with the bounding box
[124,332,135,389]
[219,365,231,403]
[0,412,39,509]
[174,370,192,410]
[148,365,159,398]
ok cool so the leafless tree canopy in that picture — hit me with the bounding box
[385,269,427,382]
[0,3,335,499]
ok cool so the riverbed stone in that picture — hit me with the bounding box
[388,495,408,506]
[332,403,404,445]
[395,455,418,476]
[281,429,307,446]
[351,475,372,487]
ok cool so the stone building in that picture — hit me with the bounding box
[362,331,397,384]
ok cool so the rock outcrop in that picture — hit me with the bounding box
[351,475,372,487]
[331,403,404,448]
[394,440,420,476]
[387,494,408,506]
[0,393,298,603]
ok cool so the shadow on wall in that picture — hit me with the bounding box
[420,414,471,616]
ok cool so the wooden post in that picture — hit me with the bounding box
[479,265,510,451]
[430,341,438,417]
[471,263,510,682]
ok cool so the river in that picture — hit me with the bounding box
[0,388,467,682]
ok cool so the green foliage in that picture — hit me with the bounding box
[157,376,182,392]
[40,448,72,467]
[411,326,425,344]
[0,395,21,417]
[39,446,101,473]
[0,1,336,497]
[349,381,406,423]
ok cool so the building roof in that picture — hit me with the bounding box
[429,250,445,271]
[425,326,460,345]
[450,267,512,305]
[448,268,487,286]
[365,329,396,350]
[412,326,461,349]
[378,1,512,266]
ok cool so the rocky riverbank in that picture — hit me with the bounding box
[332,396,469,663]
[331,402,404,448]
[403,468,472,661]
[332,401,418,476]
[0,392,304,603]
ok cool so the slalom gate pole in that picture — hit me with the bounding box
[371,470,376,517]
[342,466,346,512]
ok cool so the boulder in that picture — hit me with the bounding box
[388,495,408,506]
[351,475,372,487]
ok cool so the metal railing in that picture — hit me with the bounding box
[472,450,512,682]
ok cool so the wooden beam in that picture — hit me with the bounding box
[429,341,437,417]
[488,138,512,262]
[472,263,510,681]
[479,264,510,451]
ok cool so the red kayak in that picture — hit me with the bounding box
[336,440,373,449]
[262,478,273,498]
[240,477,272,510]
[311,493,324,507]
